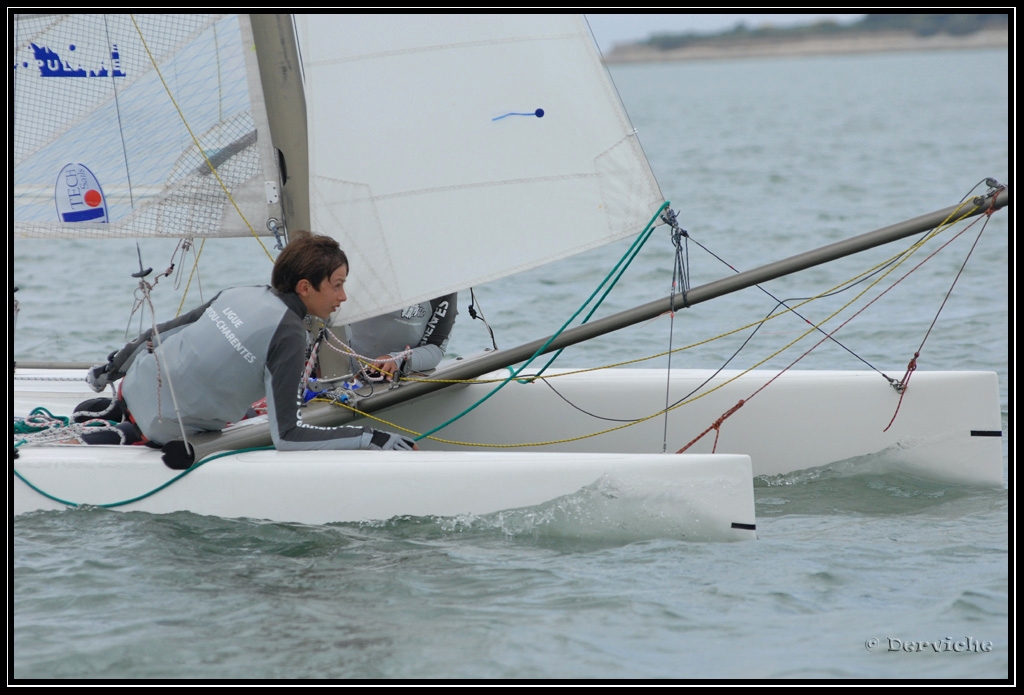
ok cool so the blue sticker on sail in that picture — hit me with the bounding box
[55,164,109,223]
[492,108,545,121]
[17,42,126,78]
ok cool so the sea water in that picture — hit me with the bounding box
[12,48,1010,680]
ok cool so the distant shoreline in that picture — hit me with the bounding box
[604,28,1008,64]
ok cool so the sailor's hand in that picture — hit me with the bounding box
[86,363,112,393]
[369,430,419,451]
[369,355,400,381]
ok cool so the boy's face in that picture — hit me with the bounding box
[297,264,348,320]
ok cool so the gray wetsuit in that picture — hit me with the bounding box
[109,286,375,449]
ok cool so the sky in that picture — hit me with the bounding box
[584,13,866,54]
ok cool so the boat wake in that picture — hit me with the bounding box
[754,447,1006,519]
[757,435,1005,489]
[361,475,753,544]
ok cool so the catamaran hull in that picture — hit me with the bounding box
[15,367,1005,487]
[354,368,1005,487]
[13,446,756,541]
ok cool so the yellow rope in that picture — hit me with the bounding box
[130,15,276,316]
[312,395,657,448]
[176,238,207,316]
[322,200,980,448]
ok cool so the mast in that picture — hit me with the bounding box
[250,14,310,236]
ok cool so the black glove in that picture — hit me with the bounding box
[162,440,196,470]
[369,430,416,451]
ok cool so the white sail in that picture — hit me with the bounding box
[295,14,665,323]
[12,14,282,239]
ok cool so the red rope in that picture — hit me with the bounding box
[676,399,745,453]
[883,352,918,432]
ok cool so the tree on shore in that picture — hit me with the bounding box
[640,13,1008,51]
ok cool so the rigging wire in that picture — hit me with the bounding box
[882,182,1003,431]
[104,15,136,211]
[677,175,1002,379]
[468,288,500,352]
[682,228,913,385]
[662,209,690,452]
[676,194,992,453]
[126,248,195,457]
[10,194,991,497]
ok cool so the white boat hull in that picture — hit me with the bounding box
[13,365,1003,530]
[13,445,756,541]
[385,368,1004,486]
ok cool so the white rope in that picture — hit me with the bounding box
[134,272,193,453]
[15,413,126,447]
[318,327,412,384]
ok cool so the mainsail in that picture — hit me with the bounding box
[12,14,282,240]
[292,14,665,323]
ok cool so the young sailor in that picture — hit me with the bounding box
[82,233,417,457]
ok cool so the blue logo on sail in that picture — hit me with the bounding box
[55,164,109,223]
[20,42,125,78]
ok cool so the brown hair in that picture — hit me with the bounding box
[271,232,349,293]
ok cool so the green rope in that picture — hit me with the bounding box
[414,202,670,442]
[13,407,70,434]
[532,208,664,378]
[14,407,119,437]
[13,446,274,509]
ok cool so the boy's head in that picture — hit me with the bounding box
[271,232,349,295]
